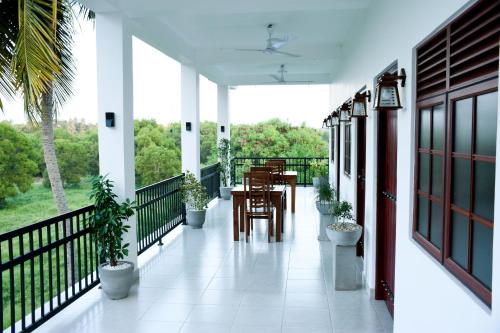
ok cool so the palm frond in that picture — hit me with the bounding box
[12,0,61,119]
[0,0,19,111]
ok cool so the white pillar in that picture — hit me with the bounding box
[217,85,230,142]
[96,13,137,268]
[181,64,201,179]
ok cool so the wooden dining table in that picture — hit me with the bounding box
[231,185,286,242]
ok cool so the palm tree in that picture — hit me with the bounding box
[1,1,92,214]
[1,0,93,284]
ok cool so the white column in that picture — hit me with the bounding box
[217,85,230,142]
[96,13,137,268]
[181,64,201,179]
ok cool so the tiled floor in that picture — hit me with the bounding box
[34,188,393,333]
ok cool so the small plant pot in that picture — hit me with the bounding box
[315,201,334,215]
[326,222,362,246]
[312,176,328,188]
[186,209,207,229]
[98,261,134,300]
[220,186,233,200]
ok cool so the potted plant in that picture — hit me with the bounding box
[89,175,135,300]
[310,159,328,188]
[326,200,362,246]
[181,171,209,228]
[315,181,336,215]
[315,182,337,241]
[217,138,232,200]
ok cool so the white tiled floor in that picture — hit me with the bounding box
[34,188,393,333]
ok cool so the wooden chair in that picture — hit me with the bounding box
[265,160,285,185]
[250,166,273,173]
[265,160,287,210]
[243,171,274,242]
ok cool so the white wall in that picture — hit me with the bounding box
[328,0,499,332]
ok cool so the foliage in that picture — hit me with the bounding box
[231,118,328,158]
[331,200,354,222]
[135,120,181,186]
[53,138,87,186]
[0,122,38,207]
[201,121,217,166]
[310,159,328,178]
[181,171,209,211]
[217,138,231,187]
[315,181,336,203]
[89,175,135,266]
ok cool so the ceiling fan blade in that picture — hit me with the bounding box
[234,48,265,52]
[269,74,282,82]
[271,50,301,58]
[269,35,297,49]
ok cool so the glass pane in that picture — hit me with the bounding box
[420,108,431,148]
[432,104,445,149]
[451,212,469,269]
[430,202,442,249]
[419,154,430,192]
[472,222,493,289]
[474,161,495,221]
[476,92,498,156]
[453,98,472,153]
[431,155,443,197]
[452,158,471,209]
[417,197,429,237]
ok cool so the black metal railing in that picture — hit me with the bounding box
[231,157,329,186]
[136,174,185,255]
[0,206,99,333]
[201,163,221,201]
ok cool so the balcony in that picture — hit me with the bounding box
[26,187,392,333]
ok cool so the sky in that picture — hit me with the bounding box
[0,19,330,128]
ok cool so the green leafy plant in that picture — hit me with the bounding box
[315,181,336,203]
[181,171,209,211]
[89,175,135,267]
[310,159,328,178]
[217,138,231,187]
[331,200,354,222]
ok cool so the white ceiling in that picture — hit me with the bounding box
[79,0,372,85]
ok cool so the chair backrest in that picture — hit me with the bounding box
[265,160,285,184]
[243,171,272,214]
[250,166,273,173]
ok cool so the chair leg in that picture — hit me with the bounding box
[245,216,250,242]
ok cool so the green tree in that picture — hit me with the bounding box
[200,121,217,166]
[0,122,38,207]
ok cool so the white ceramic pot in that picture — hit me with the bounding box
[186,209,207,229]
[98,261,134,300]
[315,201,334,215]
[326,222,362,246]
[220,186,233,200]
[312,176,328,188]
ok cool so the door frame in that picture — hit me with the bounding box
[356,117,366,257]
[374,63,399,315]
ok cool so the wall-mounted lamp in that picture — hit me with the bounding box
[322,117,329,128]
[105,112,115,127]
[339,103,351,122]
[220,125,225,133]
[350,91,371,118]
[374,68,406,110]
[186,122,192,131]
[330,111,340,127]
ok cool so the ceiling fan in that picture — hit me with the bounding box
[265,64,313,84]
[235,24,300,58]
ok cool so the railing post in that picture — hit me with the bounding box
[231,158,236,186]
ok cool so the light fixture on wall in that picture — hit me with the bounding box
[330,111,340,126]
[322,117,329,128]
[350,90,371,118]
[373,68,406,110]
[339,103,351,122]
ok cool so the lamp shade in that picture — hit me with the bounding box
[373,69,406,110]
[350,91,371,118]
[339,103,351,122]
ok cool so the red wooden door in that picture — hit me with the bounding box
[356,118,366,257]
[376,110,398,316]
